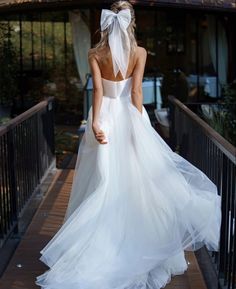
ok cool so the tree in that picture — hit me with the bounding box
[0,22,19,107]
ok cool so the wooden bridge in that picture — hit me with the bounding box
[0,157,208,289]
[0,97,235,289]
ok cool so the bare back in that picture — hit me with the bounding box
[89,46,146,82]
[88,45,147,119]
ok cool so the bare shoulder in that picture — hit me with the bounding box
[88,48,98,61]
[88,47,109,64]
[88,47,96,55]
[136,46,147,59]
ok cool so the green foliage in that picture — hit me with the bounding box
[221,80,236,146]
[0,116,11,125]
[54,126,79,155]
[200,81,236,147]
[0,22,19,106]
[8,19,79,110]
[9,19,75,74]
[201,105,227,137]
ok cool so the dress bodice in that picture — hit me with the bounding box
[102,77,132,99]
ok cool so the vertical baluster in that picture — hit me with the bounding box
[1,136,7,236]
[22,120,26,204]
[29,117,34,195]
[219,155,230,286]
[16,123,24,208]
[227,162,234,289]
[7,129,18,235]
[0,136,6,238]
[3,134,10,232]
[24,119,30,201]
[231,165,236,289]
[0,137,3,238]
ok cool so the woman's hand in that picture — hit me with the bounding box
[92,123,108,144]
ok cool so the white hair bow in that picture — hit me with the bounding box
[100,9,131,79]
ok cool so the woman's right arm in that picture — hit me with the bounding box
[88,52,103,126]
[88,51,107,144]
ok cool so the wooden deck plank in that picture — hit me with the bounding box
[0,165,207,289]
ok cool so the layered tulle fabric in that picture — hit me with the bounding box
[35,77,221,289]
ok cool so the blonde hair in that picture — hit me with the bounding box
[94,1,137,54]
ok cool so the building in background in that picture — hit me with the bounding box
[0,0,235,123]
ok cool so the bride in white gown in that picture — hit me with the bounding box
[35,1,222,289]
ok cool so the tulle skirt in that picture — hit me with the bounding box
[35,93,221,289]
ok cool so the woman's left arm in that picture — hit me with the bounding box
[131,47,147,114]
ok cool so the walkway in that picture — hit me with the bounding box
[0,155,207,289]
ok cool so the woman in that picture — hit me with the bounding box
[35,1,221,288]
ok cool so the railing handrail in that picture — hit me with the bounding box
[168,95,236,289]
[0,96,54,136]
[168,95,236,163]
[0,96,55,247]
[183,101,236,106]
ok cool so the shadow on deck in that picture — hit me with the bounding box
[0,155,207,289]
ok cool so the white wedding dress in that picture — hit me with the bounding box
[35,76,221,289]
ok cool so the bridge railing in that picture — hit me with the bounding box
[0,97,55,247]
[168,95,236,289]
